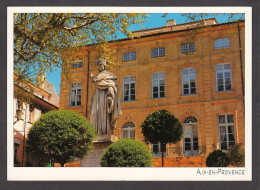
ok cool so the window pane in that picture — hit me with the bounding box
[220,126,226,133]
[130,76,136,81]
[184,89,189,95]
[160,91,165,98]
[221,142,227,150]
[218,84,224,91]
[193,142,198,150]
[153,144,159,153]
[217,72,224,79]
[77,98,81,106]
[159,47,165,57]
[123,130,128,138]
[228,125,235,133]
[130,83,135,89]
[159,72,165,79]
[160,85,165,92]
[228,134,235,142]
[130,95,135,101]
[219,115,225,123]
[190,87,195,94]
[77,82,82,87]
[182,69,188,75]
[190,68,196,74]
[224,64,231,69]
[229,141,235,146]
[71,101,75,106]
[215,65,223,71]
[152,48,158,58]
[77,89,81,95]
[152,73,158,80]
[227,115,234,123]
[130,130,135,139]
[71,83,76,88]
[153,92,158,98]
[124,96,129,101]
[153,86,158,93]
[71,90,76,101]
[124,77,129,82]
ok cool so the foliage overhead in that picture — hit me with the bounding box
[14,13,147,81]
[228,144,245,167]
[141,109,183,144]
[101,139,152,167]
[26,110,95,166]
[206,150,230,167]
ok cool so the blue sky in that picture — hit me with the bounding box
[46,13,243,96]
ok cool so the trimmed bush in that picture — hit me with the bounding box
[228,144,245,167]
[206,150,230,167]
[101,139,152,167]
[27,110,95,166]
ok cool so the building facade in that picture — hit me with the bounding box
[59,18,245,166]
[14,74,59,166]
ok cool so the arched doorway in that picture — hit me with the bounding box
[183,116,198,156]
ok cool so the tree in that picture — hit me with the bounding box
[228,144,245,167]
[26,110,95,166]
[141,110,182,167]
[14,13,147,83]
[206,150,230,167]
[101,139,152,167]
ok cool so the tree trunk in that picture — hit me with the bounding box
[161,150,164,167]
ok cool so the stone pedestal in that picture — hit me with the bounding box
[80,135,119,167]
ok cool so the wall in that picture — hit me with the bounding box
[59,21,245,164]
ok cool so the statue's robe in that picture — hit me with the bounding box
[90,70,121,135]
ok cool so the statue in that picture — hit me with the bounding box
[90,58,121,135]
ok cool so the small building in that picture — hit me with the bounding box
[13,74,59,166]
[59,18,245,167]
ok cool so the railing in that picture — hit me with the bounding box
[151,145,207,158]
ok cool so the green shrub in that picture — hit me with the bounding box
[228,144,245,167]
[101,139,152,167]
[206,150,230,167]
[27,110,95,166]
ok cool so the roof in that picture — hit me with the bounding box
[131,18,218,33]
[107,19,245,43]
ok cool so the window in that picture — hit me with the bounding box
[152,142,166,154]
[182,68,197,95]
[183,116,198,156]
[151,47,165,58]
[218,114,235,150]
[123,76,136,101]
[72,58,83,68]
[123,51,136,62]
[70,82,82,107]
[181,43,195,54]
[122,122,135,140]
[215,63,232,92]
[214,38,230,49]
[152,72,165,99]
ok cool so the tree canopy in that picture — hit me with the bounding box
[141,110,182,145]
[14,13,147,82]
[26,110,95,166]
[141,110,182,167]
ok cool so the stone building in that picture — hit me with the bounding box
[14,74,59,166]
[59,18,245,167]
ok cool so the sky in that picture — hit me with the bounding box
[46,13,244,96]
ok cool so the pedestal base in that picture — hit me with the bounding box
[80,134,119,167]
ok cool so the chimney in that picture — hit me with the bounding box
[166,19,176,26]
